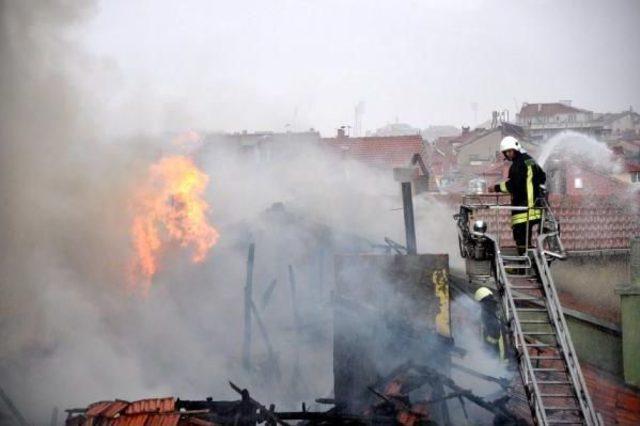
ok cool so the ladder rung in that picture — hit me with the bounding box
[520,320,550,324]
[545,406,581,411]
[533,368,565,372]
[524,331,557,336]
[540,394,577,398]
[530,355,562,360]
[514,296,543,301]
[511,285,540,290]
[517,308,548,312]
[547,421,584,425]
[525,343,554,348]
[536,380,571,384]
[503,255,530,260]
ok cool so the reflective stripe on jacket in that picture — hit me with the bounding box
[494,152,546,225]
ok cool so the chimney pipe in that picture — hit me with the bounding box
[401,182,417,254]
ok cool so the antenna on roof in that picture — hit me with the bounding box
[354,101,365,137]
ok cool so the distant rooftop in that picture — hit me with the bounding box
[322,134,426,169]
[518,102,591,118]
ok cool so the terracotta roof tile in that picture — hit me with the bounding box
[145,413,181,426]
[454,192,640,252]
[101,401,130,418]
[124,398,175,414]
[583,364,640,425]
[323,135,425,169]
[85,401,114,416]
[110,414,148,426]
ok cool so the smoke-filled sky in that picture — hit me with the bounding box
[76,0,640,135]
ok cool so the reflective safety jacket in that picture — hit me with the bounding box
[493,152,546,225]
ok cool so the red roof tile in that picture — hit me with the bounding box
[323,135,425,169]
[85,401,114,416]
[124,398,175,414]
[583,364,640,425]
[145,413,181,426]
[549,195,640,251]
[101,401,130,418]
[110,414,148,426]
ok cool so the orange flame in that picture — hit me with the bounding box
[129,155,219,295]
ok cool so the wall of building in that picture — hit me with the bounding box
[456,131,502,166]
[551,252,631,377]
[552,252,628,318]
[565,313,622,377]
[548,162,630,196]
[610,113,640,134]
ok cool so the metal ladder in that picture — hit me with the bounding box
[493,224,601,425]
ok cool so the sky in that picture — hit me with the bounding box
[72,0,640,135]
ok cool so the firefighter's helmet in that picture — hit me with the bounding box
[473,220,487,234]
[474,286,493,302]
[499,136,522,153]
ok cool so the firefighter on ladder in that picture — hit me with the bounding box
[474,287,505,359]
[489,136,547,256]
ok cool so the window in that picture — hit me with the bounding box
[574,177,584,189]
[632,172,640,183]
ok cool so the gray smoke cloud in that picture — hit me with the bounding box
[0,0,164,419]
[0,2,525,424]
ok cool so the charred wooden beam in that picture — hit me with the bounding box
[261,278,277,309]
[0,385,29,426]
[228,381,290,426]
[249,298,280,380]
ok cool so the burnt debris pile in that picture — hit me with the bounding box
[63,245,531,425]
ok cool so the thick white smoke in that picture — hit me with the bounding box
[0,3,490,423]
